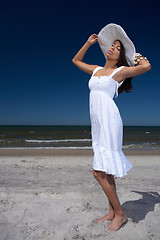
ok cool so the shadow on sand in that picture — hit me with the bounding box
[122,191,160,223]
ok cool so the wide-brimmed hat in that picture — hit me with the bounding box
[98,23,136,66]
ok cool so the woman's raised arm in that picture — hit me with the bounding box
[118,55,151,81]
[72,34,99,75]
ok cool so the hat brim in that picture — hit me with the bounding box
[98,23,136,66]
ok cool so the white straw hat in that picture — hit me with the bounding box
[98,23,136,66]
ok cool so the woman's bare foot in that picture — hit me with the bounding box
[96,212,114,223]
[108,213,127,231]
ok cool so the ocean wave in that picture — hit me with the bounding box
[0,146,92,150]
[0,142,160,150]
[0,139,160,150]
[123,142,159,149]
[25,139,92,143]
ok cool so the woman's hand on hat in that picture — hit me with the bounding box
[87,34,98,45]
[134,53,149,65]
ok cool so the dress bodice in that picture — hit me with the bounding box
[88,66,125,99]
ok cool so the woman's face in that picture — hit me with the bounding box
[106,40,121,61]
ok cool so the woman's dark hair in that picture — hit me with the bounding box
[116,40,133,94]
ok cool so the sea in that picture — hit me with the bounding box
[0,125,160,150]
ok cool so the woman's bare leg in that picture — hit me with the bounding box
[96,174,115,222]
[93,170,127,231]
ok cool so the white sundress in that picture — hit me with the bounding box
[88,66,132,177]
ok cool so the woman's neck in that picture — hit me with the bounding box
[104,60,118,69]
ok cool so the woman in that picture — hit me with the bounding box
[72,23,151,231]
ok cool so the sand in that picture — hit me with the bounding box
[0,149,160,240]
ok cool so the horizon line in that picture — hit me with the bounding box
[0,125,160,127]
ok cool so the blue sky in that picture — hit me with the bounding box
[0,0,159,126]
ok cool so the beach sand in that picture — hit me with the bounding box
[0,149,160,240]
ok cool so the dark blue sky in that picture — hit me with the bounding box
[0,0,159,126]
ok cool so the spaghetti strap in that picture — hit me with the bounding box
[110,66,125,78]
[110,66,125,98]
[92,66,103,76]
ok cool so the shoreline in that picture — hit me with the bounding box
[0,148,160,156]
